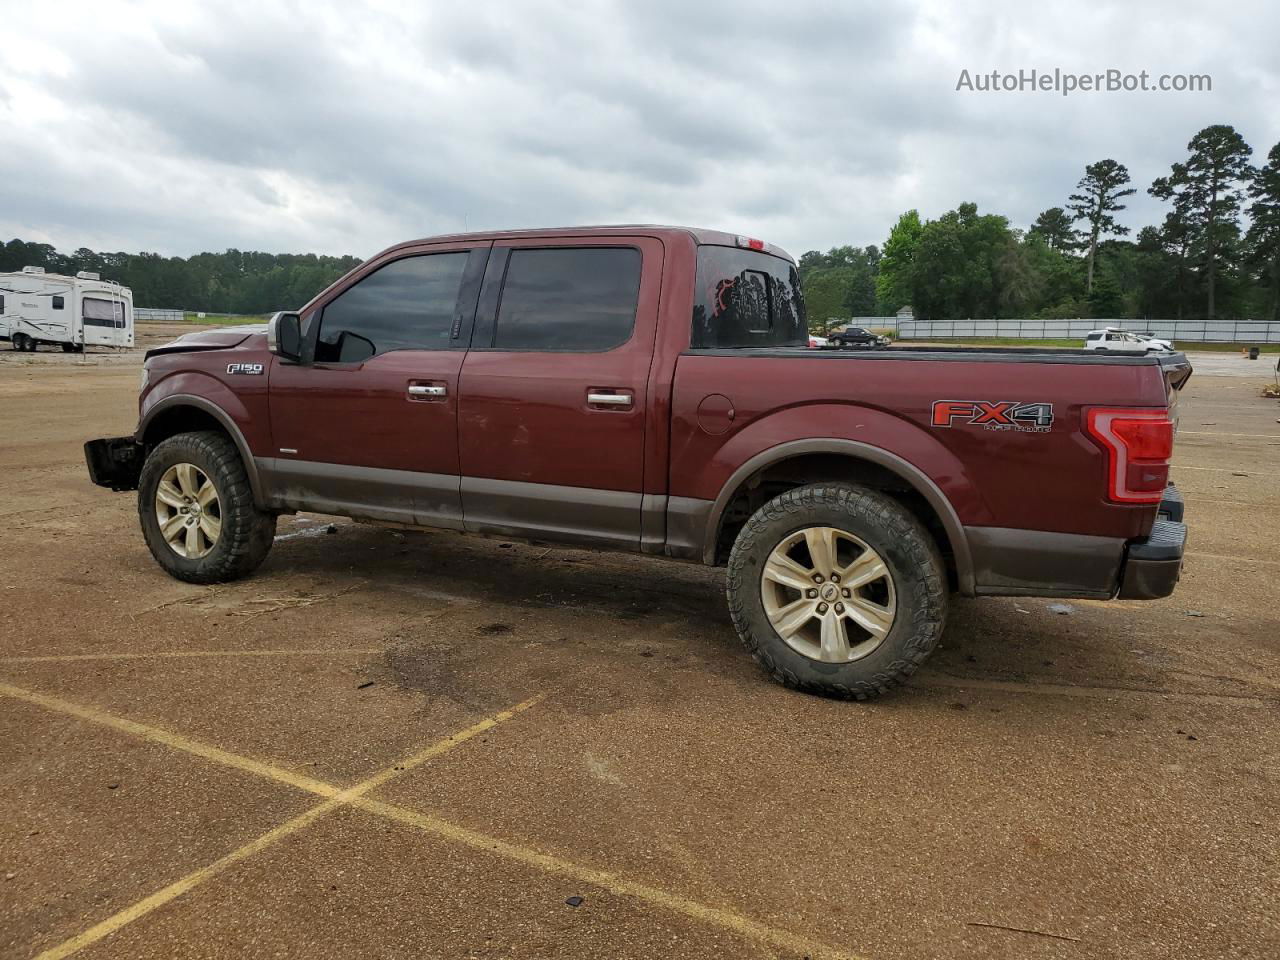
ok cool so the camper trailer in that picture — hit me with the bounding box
[0,267,134,352]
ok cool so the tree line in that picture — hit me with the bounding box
[0,241,362,315]
[800,123,1280,329]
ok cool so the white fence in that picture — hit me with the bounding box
[893,318,1280,343]
[133,308,184,322]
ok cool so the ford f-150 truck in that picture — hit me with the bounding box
[85,226,1191,699]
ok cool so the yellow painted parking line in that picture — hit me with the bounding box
[34,798,347,960]
[15,685,542,960]
[0,648,382,665]
[0,682,338,797]
[356,796,866,960]
[3,682,863,960]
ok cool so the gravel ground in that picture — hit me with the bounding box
[1,338,1277,960]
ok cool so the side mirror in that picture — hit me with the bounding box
[267,311,302,362]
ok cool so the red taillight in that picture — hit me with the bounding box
[735,235,766,251]
[1085,408,1174,504]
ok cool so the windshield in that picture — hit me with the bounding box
[691,245,806,349]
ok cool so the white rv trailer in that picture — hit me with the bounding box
[0,266,134,352]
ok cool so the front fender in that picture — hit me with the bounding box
[136,372,269,507]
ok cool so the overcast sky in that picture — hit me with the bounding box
[2,0,1276,261]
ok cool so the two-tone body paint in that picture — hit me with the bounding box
[131,225,1185,598]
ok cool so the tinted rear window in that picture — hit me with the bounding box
[493,247,641,351]
[691,246,806,349]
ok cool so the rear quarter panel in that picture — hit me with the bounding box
[670,352,1167,541]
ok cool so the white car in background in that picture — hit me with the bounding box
[1084,328,1174,353]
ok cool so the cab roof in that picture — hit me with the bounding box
[392,225,795,263]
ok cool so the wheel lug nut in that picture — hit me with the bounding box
[830,573,840,583]
[816,602,828,614]
[812,574,824,584]
[834,602,845,613]
[842,588,851,598]
[806,588,818,599]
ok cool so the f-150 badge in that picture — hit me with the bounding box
[931,400,1054,433]
[226,363,264,375]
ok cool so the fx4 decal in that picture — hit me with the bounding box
[226,362,264,376]
[931,400,1054,433]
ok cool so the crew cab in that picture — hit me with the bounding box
[85,226,1191,699]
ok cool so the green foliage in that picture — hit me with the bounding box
[1246,142,1280,320]
[1149,124,1255,318]
[874,210,922,312]
[1066,159,1135,294]
[0,240,361,314]
[798,245,881,333]
[1028,207,1077,251]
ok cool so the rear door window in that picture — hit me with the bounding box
[316,252,469,363]
[691,246,806,349]
[490,247,641,352]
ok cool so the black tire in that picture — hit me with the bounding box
[61,343,73,353]
[137,430,276,583]
[725,482,947,700]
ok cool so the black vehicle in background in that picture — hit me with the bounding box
[828,326,890,349]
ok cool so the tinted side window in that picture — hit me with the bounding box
[691,246,806,349]
[492,247,641,351]
[316,252,468,363]
[52,295,65,310]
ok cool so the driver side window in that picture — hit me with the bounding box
[315,252,469,363]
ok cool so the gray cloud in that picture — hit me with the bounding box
[1,0,1276,261]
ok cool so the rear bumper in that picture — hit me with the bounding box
[1117,516,1187,600]
[84,436,143,491]
[965,483,1187,600]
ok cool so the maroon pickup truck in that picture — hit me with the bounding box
[86,226,1191,699]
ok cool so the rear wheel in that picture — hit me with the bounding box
[726,482,947,699]
[137,431,275,583]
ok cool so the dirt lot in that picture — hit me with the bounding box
[2,331,1278,959]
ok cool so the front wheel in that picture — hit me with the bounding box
[137,430,276,583]
[726,483,947,700]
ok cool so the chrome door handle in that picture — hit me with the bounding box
[408,384,447,397]
[588,392,632,407]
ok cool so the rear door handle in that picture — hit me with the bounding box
[587,391,632,408]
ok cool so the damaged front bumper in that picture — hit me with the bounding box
[84,436,143,491]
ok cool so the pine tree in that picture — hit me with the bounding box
[1066,160,1135,295]
[1246,142,1280,321]
[1149,125,1254,319]
[1028,207,1077,252]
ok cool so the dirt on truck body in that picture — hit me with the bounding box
[87,225,1191,698]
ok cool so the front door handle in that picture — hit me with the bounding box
[587,391,632,408]
[408,383,447,399]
